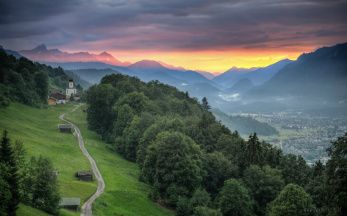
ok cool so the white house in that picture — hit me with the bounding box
[66,79,77,99]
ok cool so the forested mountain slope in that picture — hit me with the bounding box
[85,73,347,216]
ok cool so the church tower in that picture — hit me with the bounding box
[66,79,77,99]
[69,80,74,88]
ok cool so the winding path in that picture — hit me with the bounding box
[59,105,105,216]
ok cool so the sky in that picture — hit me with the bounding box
[1,0,347,73]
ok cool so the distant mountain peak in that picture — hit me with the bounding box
[99,51,112,57]
[33,44,48,52]
[129,60,165,69]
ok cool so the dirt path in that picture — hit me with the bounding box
[59,105,105,216]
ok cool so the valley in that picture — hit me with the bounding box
[233,112,347,165]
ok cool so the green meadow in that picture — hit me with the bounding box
[0,103,96,216]
[65,104,174,216]
[0,103,173,216]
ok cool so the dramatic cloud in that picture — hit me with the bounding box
[0,0,346,71]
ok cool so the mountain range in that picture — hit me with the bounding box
[213,59,292,88]
[244,43,347,110]
[4,42,347,115]
[20,44,130,66]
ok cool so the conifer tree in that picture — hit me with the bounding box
[202,97,211,111]
[0,130,20,216]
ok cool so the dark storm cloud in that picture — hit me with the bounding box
[0,0,347,50]
[0,0,81,24]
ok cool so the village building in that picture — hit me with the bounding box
[66,79,77,100]
[48,97,57,105]
[48,92,66,105]
[58,124,73,133]
[59,197,80,211]
[75,170,93,181]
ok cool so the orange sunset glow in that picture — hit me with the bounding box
[105,49,302,73]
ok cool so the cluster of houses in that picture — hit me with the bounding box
[48,79,80,105]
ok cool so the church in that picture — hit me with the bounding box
[66,79,77,99]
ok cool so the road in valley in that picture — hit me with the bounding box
[59,105,105,216]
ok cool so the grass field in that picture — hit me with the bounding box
[65,104,174,216]
[0,103,174,216]
[0,103,96,216]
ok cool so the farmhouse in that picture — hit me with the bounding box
[58,124,73,133]
[48,92,66,105]
[59,197,80,211]
[75,170,93,181]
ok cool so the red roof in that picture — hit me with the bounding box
[50,92,66,100]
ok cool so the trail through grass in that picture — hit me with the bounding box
[66,104,174,216]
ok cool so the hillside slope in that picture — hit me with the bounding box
[65,105,174,216]
[0,103,173,216]
[253,43,347,100]
[0,103,96,216]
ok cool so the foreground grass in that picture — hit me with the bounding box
[17,204,50,216]
[0,103,96,216]
[66,104,174,216]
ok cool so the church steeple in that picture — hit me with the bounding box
[68,79,74,89]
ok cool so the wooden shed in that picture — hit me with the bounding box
[59,197,80,211]
[58,124,73,133]
[75,170,93,181]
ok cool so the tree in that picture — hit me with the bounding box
[137,116,184,167]
[244,133,263,167]
[202,152,237,196]
[326,132,347,215]
[243,165,284,216]
[142,132,203,206]
[121,113,154,161]
[201,97,211,110]
[218,179,253,216]
[86,84,118,138]
[192,206,222,216]
[279,154,311,187]
[0,130,20,216]
[176,189,220,216]
[116,92,149,114]
[267,184,316,216]
[34,70,49,103]
[189,189,211,210]
[113,104,135,139]
[0,163,11,216]
[31,157,60,215]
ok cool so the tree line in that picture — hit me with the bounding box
[86,73,347,216]
[0,131,60,215]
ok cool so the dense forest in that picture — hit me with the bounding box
[0,50,82,107]
[86,74,346,216]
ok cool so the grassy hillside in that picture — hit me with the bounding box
[0,103,96,215]
[65,104,174,216]
[17,204,50,216]
[0,102,173,216]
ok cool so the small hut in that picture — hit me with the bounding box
[75,171,93,181]
[58,124,73,133]
[59,197,80,211]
